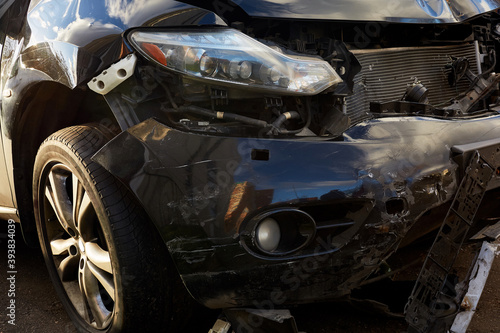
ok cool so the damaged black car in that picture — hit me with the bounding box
[3,0,500,332]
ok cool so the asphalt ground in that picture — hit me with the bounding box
[1,222,499,333]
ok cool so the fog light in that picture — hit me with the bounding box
[255,218,281,252]
[243,208,316,257]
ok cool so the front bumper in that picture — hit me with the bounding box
[93,114,500,308]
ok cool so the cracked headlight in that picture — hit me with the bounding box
[129,28,342,95]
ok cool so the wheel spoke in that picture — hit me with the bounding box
[72,174,96,237]
[79,259,111,327]
[72,173,82,225]
[87,260,115,302]
[58,254,80,282]
[79,192,94,236]
[86,242,113,274]
[46,168,76,233]
[50,237,77,255]
[77,260,93,323]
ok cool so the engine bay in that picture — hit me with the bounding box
[107,14,500,139]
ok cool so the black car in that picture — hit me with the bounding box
[3,0,500,332]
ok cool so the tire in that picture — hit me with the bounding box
[33,124,174,332]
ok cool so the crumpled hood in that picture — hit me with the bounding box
[187,0,500,23]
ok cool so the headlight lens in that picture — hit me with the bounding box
[129,28,342,95]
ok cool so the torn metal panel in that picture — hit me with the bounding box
[471,220,500,240]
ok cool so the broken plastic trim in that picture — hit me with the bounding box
[87,54,137,95]
[222,308,300,333]
[450,241,499,333]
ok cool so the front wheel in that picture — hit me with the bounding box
[33,125,174,332]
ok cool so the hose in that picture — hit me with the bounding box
[178,105,271,128]
[271,111,300,129]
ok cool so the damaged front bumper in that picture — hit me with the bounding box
[92,113,500,308]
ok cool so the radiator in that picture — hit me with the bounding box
[345,43,479,124]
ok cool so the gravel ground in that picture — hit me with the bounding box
[1,222,499,333]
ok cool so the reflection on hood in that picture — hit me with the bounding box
[183,0,500,23]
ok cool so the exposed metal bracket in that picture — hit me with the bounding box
[444,71,500,114]
[452,137,500,191]
[405,142,500,332]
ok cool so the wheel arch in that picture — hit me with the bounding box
[8,80,119,246]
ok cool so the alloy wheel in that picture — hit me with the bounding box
[42,162,115,329]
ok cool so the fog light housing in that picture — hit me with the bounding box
[255,218,281,252]
[245,208,316,256]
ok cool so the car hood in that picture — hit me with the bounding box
[183,0,500,23]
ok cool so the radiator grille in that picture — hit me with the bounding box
[345,43,479,124]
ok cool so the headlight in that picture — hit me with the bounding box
[128,28,342,95]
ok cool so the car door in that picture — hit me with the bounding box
[0,0,22,212]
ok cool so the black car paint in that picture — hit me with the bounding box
[2,1,223,139]
[0,0,226,225]
[2,0,500,312]
[93,115,500,307]
[184,0,500,23]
